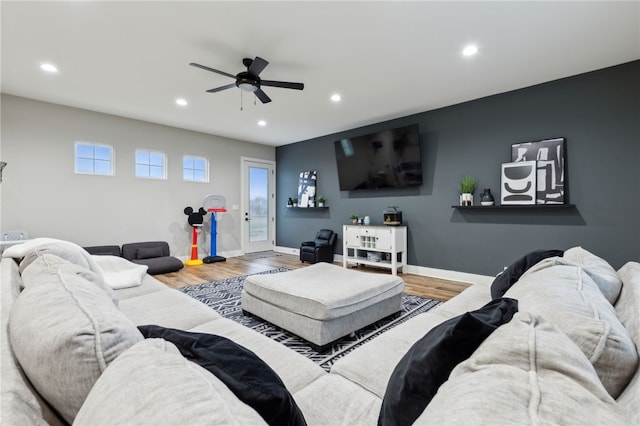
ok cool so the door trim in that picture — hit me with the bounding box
[241,157,276,254]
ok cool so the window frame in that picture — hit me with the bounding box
[182,154,209,183]
[134,148,167,180]
[74,142,114,176]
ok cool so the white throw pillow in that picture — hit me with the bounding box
[74,339,268,426]
[9,255,143,423]
[418,313,625,425]
[505,264,637,398]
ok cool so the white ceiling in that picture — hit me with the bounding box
[2,1,639,147]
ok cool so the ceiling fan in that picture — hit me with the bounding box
[189,56,304,104]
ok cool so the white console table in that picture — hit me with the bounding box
[342,224,407,276]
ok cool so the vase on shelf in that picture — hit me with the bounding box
[287,197,294,208]
[480,188,495,206]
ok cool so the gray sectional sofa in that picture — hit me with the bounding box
[1,239,638,425]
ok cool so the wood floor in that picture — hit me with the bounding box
[154,252,469,302]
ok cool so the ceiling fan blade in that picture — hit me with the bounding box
[261,80,304,90]
[189,62,236,79]
[254,88,272,104]
[248,56,269,77]
[206,83,237,93]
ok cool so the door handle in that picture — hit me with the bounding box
[245,218,252,221]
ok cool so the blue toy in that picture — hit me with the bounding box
[202,195,227,264]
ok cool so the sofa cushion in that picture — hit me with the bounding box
[378,298,519,426]
[330,309,451,399]
[564,246,623,304]
[20,251,117,304]
[294,374,381,426]
[490,248,564,298]
[504,264,638,398]
[131,256,185,275]
[138,325,306,426]
[9,253,143,423]
[11,239,101,278]
[121,241,169,260]
[189,318,326,395]
[74,339,267,426]
[118,288,220,329]
[136,246,164,259]
[418,313,625,425]
[83,245,122,257]
[1,258,66,426]
[614,262,640,424]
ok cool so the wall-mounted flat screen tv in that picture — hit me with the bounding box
[334,123,422,191]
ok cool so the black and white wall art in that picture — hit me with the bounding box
[297,171,317,207]
[501,161,537,205]
[511,137,566,204]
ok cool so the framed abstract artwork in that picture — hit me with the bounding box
[501,161,537,205]
[297,171,317,207]
[511,137,566,204]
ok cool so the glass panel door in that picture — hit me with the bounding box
[242,158,275,253]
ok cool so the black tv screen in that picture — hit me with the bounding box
[334,124,422,191]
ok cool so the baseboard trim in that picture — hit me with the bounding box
[274,246,300,256]
[403,265,493,286]
[219,249,243,258]
[274,246,493,285]
[177,249,242,262]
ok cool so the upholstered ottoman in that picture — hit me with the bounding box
[241,263,404,350]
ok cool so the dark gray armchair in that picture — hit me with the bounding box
[300,229,337,264]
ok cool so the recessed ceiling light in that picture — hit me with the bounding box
[175,98,188,106]
[257,120,267,127]
[462,45,478,57]
[40,63,58,73]
[330,94,342,102]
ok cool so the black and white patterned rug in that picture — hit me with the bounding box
[179,268,441,371]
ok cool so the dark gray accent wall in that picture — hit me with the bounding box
[276,60,639,275]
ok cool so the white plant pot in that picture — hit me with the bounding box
[460,193,474,206]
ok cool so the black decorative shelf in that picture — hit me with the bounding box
[452,204,575,210]
[288,207,329,210]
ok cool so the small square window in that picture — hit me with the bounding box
[183,155,209,183]
[75,142,114,175]
[135,149,167,179]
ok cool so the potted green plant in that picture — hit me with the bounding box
[292,196,298,207]
[459,175,476,206]
[317,195,327,207]
[349,214,359,224]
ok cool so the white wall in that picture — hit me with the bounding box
[0,94,275,257]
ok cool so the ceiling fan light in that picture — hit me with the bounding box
[238,82,257,92]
